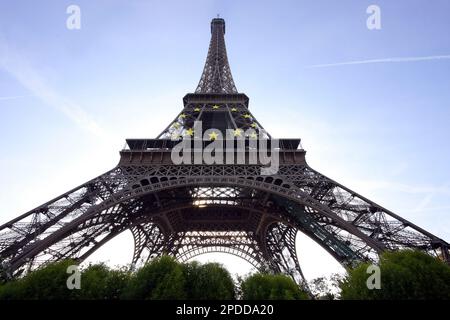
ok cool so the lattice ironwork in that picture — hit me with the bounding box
[0,18,449,290]
[157,102,269,140]
[195,18,237,94]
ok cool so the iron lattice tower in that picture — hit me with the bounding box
[0,19,449,286]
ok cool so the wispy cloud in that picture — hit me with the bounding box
[348,178,450,217]
[0,38,111,140]
[413,193,434,213]
[306,55,450,68]
[349,179,450,196]
[411,182,450,213]
[411,205,450,213]
[0,95,29,101]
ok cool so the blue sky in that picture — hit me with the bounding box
[1,0,450,280]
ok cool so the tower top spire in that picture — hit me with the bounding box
[195,18,237,94]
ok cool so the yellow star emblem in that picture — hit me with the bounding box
[231,107,238,112]
[171,133,181,140]
[179,113,186,119]
[251,123,257,128]
[243,114,251,119]
[233,129,242,137]
[194,107,201,112]
[208,131,219,141]
[249,132,258,139]
[212,105,220,109]
[185,128,194,136]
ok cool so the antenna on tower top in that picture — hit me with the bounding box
[217,13,220,18]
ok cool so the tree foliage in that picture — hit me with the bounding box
[122,256,186,299]
[17,252,450,300]
[1,258,312,300]
[240,273,309,300]
[78,263,130,300]
[0,260,78,300]
[340,250,450,300]
[0,256,239,300]
[122,257,236,299]
[308,273,343,300]
[184,261,235,299]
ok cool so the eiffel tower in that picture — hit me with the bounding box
[1,18,448,286]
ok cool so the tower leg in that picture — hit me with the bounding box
[263,222,311,295]
[130,222,166,269]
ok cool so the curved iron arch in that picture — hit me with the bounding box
[177,246,262,270]
[7,173,384,273]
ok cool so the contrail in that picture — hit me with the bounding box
[306,55,450,68]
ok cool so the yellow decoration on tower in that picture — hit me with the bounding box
[185,128,194,136]
[233,128,242,137]
[208,131,219,141]
[171,133,181,140]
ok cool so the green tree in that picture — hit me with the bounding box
[340,250,450,300]
[0,278,24,300]
[122,256,186,299]
[0,260,78,300]
[184,261,235,299]
[78,263,130,300]
[308,273,343,300]
[240,273,309,300]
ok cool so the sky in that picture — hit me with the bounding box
[1,0,450,281]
